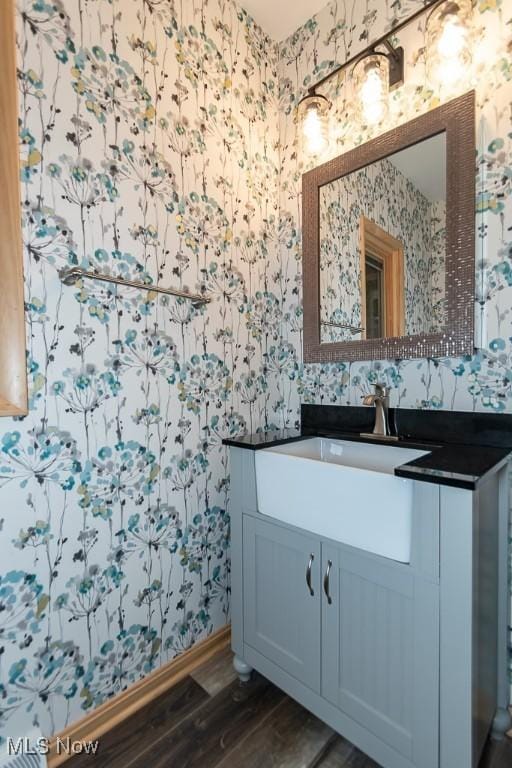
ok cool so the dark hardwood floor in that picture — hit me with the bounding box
[68,645,512,768]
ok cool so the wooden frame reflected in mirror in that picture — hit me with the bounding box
[360,216,405,340]
[302,91,475,363]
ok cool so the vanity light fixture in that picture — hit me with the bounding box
[298,39,403,154]
[297,0,473,156]
[426,0,473,89]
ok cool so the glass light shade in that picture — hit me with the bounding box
[353,54,389,126]
[426,0,473,89]
[297,94,330,157]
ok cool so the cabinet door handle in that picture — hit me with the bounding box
[306,553,315,596]
[324,560,333,605]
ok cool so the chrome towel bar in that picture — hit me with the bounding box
[58,267,211,308]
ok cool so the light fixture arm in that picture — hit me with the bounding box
[302,0,445,98]
[379,42,405,88]
[382,38,401,61]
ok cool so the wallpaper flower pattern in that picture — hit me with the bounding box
[1,0,281,743]
[1,0,512,744]
[319,156,446,342]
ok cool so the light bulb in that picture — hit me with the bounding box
[353,54,389,127]
[360,69,385,124]
[427,1,473,91]
[437,17,467,84]
[437,17,467,58]
[435,56,466,87]
[297,94,330,157]
[302,106,328,155]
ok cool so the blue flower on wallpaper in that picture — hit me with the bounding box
[3,640,82,735]
[107,328,179,382]
[81,625,160,711]
[0,571,47,649]
[0,429,80,490]
[78,441,158,520]
[243,290,283,341]
[23,205,76,268]
[72,47,141,126]
[178,353,231,414]
[177,193,231,255]
[56,565,122,626]
[115,502,181,559]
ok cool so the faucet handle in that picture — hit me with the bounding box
[374,383,388,398]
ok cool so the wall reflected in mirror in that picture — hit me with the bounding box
[319,133,446,343]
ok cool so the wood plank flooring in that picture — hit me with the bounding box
[68,647,512,768]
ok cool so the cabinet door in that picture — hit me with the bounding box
[243,515,321,692]
[322,544,439,768]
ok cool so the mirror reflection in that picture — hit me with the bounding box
[319,133,446,343]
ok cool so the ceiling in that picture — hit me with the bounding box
[389,133,446,203]
[242,0,328,41]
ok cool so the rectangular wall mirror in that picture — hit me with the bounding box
[303,91,475,362]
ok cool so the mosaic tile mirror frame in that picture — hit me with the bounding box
[302,90,476,363]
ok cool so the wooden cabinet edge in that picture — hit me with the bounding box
[0,0,28,418]
[0,400,28,418]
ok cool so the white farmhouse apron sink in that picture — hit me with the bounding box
[254,437,429,563]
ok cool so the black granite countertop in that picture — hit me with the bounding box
[223,429,305,450]
[222,406,512,490]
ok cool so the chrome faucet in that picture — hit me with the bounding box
[361,384,398,440]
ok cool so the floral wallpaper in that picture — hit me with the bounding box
[2,0,512,746]
[319,155,446,342]
[0,0,281,744]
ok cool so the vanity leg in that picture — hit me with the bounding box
[233,654,253,683]
[491,708,512,741]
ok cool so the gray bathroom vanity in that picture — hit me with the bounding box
[224,406,512,768]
